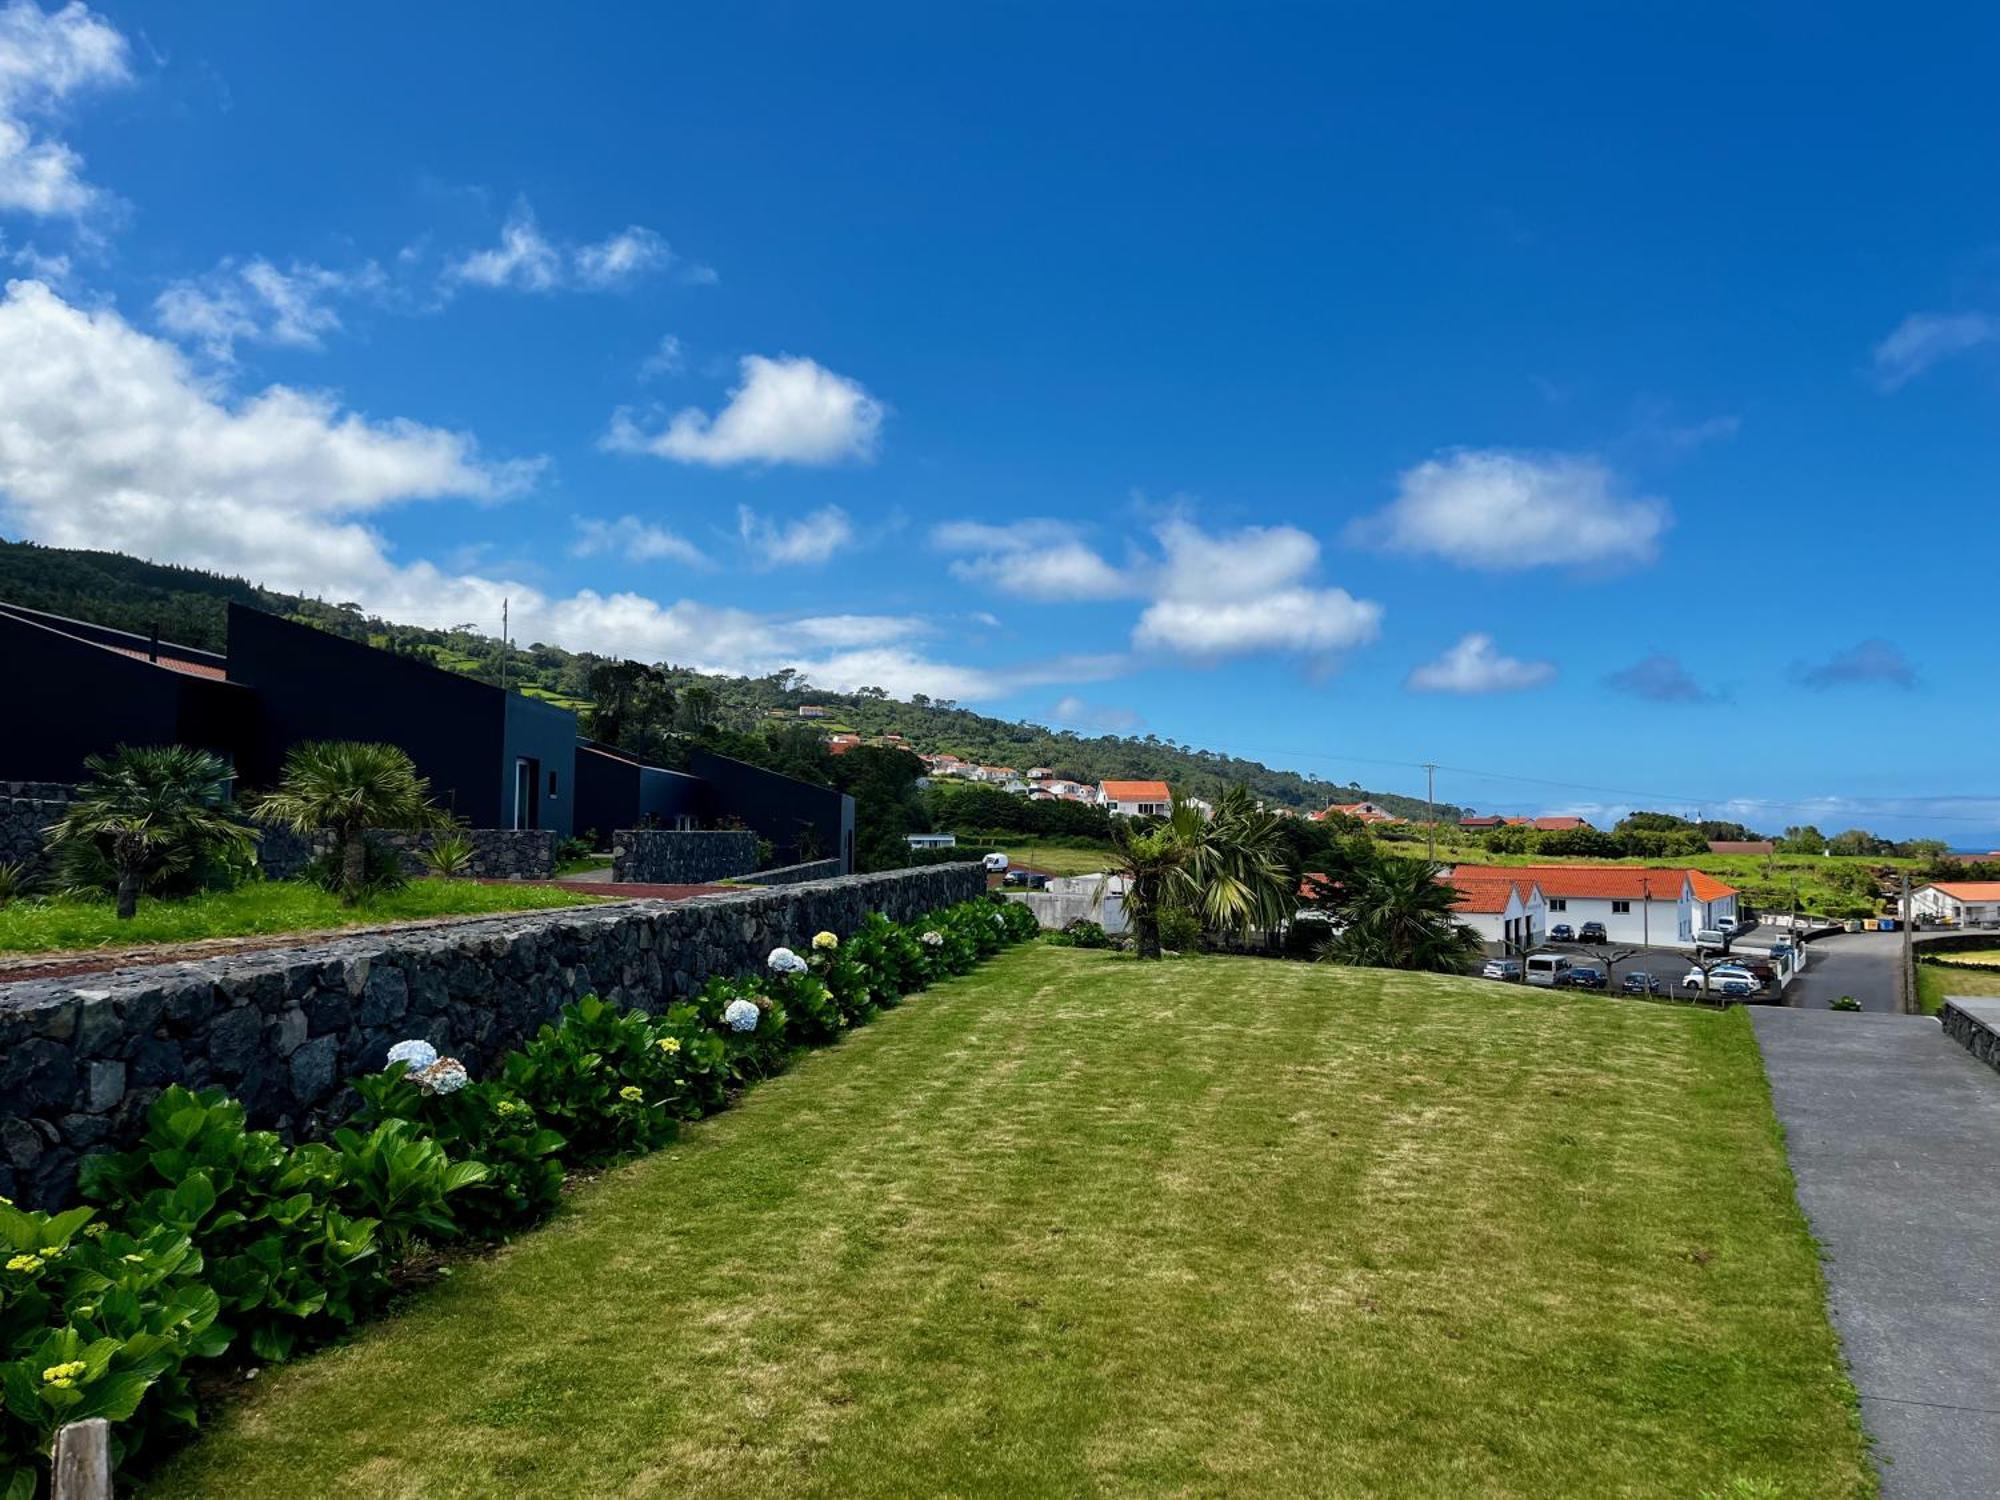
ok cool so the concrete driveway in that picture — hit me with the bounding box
[1788,930,1902,1013]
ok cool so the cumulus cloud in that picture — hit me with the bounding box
[1049,694,1142,732]
[0,0,129,219]
[570,515,708,567]
[1605,653,1721,703]
[155,257,385,360]
[931,519,1133,601]
[1872,311,2000,389]
[737,504,855,567]
[1132,519,1381,659]
[445,203,677,294]
[1792,639,1918,691]
[1405,633,1555,693]
[0,280,1090,703]
[1349,448,1668,570]
[606,354,885,467]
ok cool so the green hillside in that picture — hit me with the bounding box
[0,537,1443,815]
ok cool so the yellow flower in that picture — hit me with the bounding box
[618,1085,645,1103]
[42,1361,86,1383]
[812,930,839,951]
[656,1036,681,1054]
[5,1255,39,1273]
[83,1223,106,1238]
[47,1377,75,1390]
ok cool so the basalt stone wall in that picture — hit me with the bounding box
[0,782,74,879]
[1941,998,2000,1074]
[256,827,556,881]
[736,858,843,887]
[611,829,758,885]
[0,862,986,1207]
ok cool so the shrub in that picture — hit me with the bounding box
[1830,995,1863,1012]
[350,1069,565,1240]
[0,859,36,907]
[418,832,476,877]
[503,995,689,1164]
[302,837,407,898]
[254,742,451,905]
[1156,905,1203,954]
[1061,918,1110,949]
[326,1119,489,1255]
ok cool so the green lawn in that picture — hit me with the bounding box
[999,840,1114,876]
[1916,950,2000,1014]
[146,948,1870,1498]
[0,879,604,955]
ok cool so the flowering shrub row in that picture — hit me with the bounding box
[0,895,1040,1496]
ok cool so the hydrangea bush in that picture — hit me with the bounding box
[1,893,1040,1492]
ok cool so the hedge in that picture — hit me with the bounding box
[0,895,1042,1497]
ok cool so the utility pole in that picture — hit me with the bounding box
[500,598,510,695]
[1424,762,1438,863]
[1900,869,1913,1014]
[1641,876,1650,951]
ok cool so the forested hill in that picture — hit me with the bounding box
[0,538,1450,817]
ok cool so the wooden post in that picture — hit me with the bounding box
[51,1419,112,1500]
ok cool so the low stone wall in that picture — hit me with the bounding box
[1941,997,2000,1074]
[0,863,987,1206]
[258,827,556,881]
[736,858,843,887]
[0,782,74,879]
[612,829,758,885]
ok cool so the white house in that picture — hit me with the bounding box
[1100,779,1172,817]
[905,833,957,850]
[1911,881,2000,927]
[1448,874,1547,952]
[1450,865,1739,946]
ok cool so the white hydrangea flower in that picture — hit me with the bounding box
[921,931,944,948]
[767,947,808,974]
[723,998,761,1033]
[411,1057,469,1095]
[386,1039,438,1072]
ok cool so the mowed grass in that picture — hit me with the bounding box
[146,948,1871,1499]
[1916,951,2000,1014]
[999,841,1115,875]
[0,879,604,955]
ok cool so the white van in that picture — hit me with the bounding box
[1525,952,1572,988]
[981,852,1010,873]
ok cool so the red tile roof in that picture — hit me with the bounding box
[1450,864,1737,902]
[1926,881,2000,902]
[103,645,230,680]
[1101,779,1171,802]
[1446,874,1539,914]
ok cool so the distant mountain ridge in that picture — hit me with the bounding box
[0,537,1454,818]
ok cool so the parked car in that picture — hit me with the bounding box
[1482,958,1525,982]
[1680,965,1762,992]
[1562,966,1607,990]
[1525,952,1573,988]
[1002,870,1049,889]
[1622,971,1662,995]
[1718,976,1759,998]
[1549,923,1576,942]
[1578,921,1608,943]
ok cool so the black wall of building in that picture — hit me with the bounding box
[501,693,577,841]
[574,745,709,847]
[5,610,253,783]
[686,747,855,873]
[227,605,509,822]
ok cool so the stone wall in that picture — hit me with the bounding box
[735,858,843,887]
[0,782,74,879]
[1941,997,2000,1074]
[257,827,556,881]
[0,863,987,1207]
[611,828,758,885]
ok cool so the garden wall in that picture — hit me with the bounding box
[611,828,758,884]
[0,863,987,1207]
[0,781,73,878]
[1941,997,2000,1075]
[736,858,843,887]
[256,827,556,881]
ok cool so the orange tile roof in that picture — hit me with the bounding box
[1101,779,1171,802]
[1927,881,2000,901]
[103,644,230,680]
[1451,864,1737,902]
[1446,874,1539,914]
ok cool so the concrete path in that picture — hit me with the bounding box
[1751,1007,2000,1496]
[1789,930,1902,1012]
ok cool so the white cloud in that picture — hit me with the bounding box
[445,203,677,294]
[737,504,855,567]
[606,354,884,467]
[1349,448,1668,570]
[932,520,1133,601]
[570,514,708,567]
[155,257,383,360]
[0,0,129,219]
[1405,633,1555,694]
[1132,519,1381,658]
[0,279,1092,703]
[639,333,684,379]
[1049,694,1142,733]
[1872,311,2000,389]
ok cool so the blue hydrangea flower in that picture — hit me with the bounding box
[767,947,808,974]
[387,1039,439,1072]
[723,998,760,1032]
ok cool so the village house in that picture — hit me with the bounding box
[1450,864,1739,946]
[1447,874,1548,953]
[1315,800,1404,825]
[1910,881,2000,928]
[1100,779,1172,818]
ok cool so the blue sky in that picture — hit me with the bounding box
[1,2,1996,842]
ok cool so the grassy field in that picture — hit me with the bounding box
[148,948,1870,1498]
[0,879,604,955]
[1916,949,2000,1014]
[1001,840,1115,876]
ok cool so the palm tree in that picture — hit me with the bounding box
[1103,788,1296,959]
[1317,854,1483,973]
[47,745,257,920]
[253,742,448,903]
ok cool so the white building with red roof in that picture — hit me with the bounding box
[1449,865,1739,946]
[1100,779,1171,817]
[1911,881,2000,928]
[1447,873,1549,951]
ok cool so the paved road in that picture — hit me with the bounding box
[1751,1007,2000,1497]
[1790,930,1903,1012]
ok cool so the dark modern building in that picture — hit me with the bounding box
[3,599,853,871]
